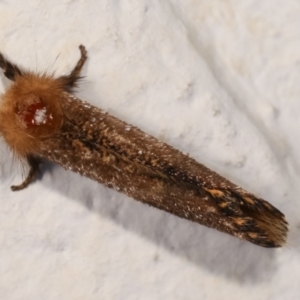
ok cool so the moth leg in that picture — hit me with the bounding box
[0,52,23,81]
[11,156,41,191]
[70,45,88,79]
[58,45,88,92]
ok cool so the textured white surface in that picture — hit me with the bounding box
[0,1,300,299]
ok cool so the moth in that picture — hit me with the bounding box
[0,45,288,247]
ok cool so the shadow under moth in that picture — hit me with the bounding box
[0,45,288,248]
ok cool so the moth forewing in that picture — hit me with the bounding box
[0,45,288,248]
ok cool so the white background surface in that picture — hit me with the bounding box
[0,1,300,299]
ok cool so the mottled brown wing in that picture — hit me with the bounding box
[39,93,288,247]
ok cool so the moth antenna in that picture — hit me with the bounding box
[57,45,88,93]
[0,52,23,81]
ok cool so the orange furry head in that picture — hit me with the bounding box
[0,73,64,158]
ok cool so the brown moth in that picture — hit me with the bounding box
[0,45,288,247]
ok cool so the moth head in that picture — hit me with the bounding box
[0,73,64,157]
